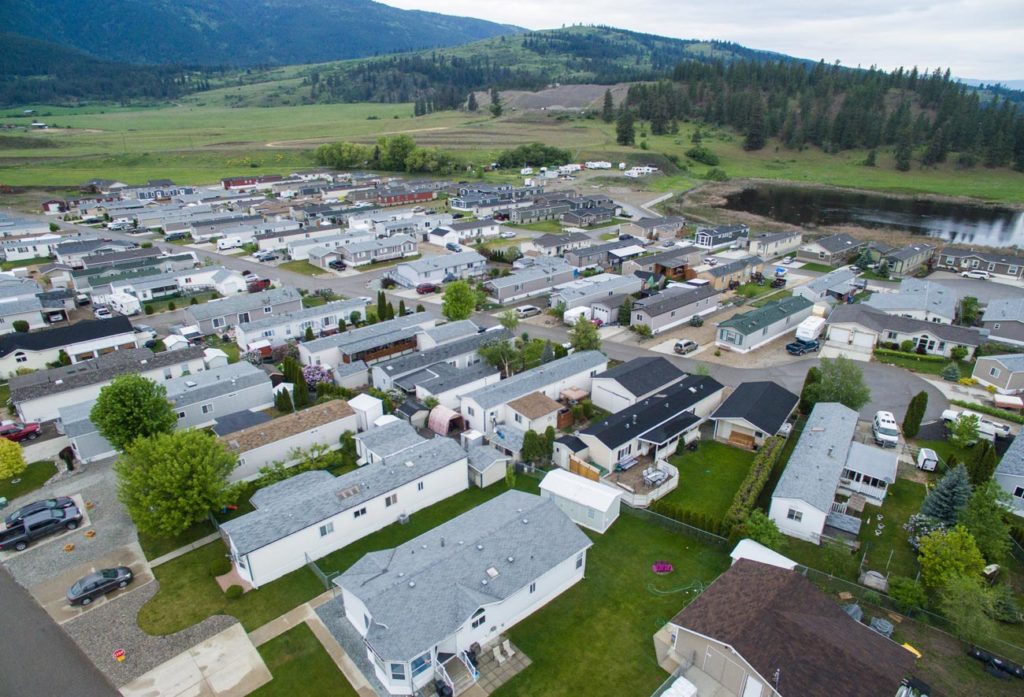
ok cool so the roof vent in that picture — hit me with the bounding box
[827,446,834,457]
[486,567,499,579]
[398,572,405,577]
[507,556,514,564]
[481,579,488,586]
[422,544,427,549]
[185,380,198,388]
[405,460,415,467]
[522,518,529,525]
[476,544,484,551]
[408,581,415,588]
[54,379,64,385]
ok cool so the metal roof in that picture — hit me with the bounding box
[718,296,813,336]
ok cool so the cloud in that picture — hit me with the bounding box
[386,0,1024,80]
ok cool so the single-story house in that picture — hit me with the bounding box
[796,232,866,266]
[484,257,576,305]
[862,278,956,324]
[792,267,858,304]
[695,256,764,290]
[339,235,418,267]
[417,320,481,350]
[654,559,915,697]
[995,434,1024,516]
[185,286,303,335]
[409,361,501,411]
[235,299,369,349]
[972,353,1024,394]
[881,243,934,276]
[388,251,488,288]
[355,419,425,465]
[935,247,1024,281]
[621,216,686,240]
[220,437,470,588]
[540,468,622,533]
[824,304,981,359]
[332,490,592,696]
[621,246,702,280]
[563,239,636,269]
[300,314,436,367]
[525,231,591,257]
[590,356,686,414]
[220,400,359,482]
[579,375,724,471]
[630,284,720,334]
[982,297,1024,346]
[372,328,509,391]
[716,296,814,353]
[747,231,802,260]
[548,273,643,311]
[506,391,564,434]
[0,316,139,377]
[693,224,749,250]
[711,381,798,450]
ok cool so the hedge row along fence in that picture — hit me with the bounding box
[873,348,948,363]
[722,436,786,534]
[949,399,1024,425]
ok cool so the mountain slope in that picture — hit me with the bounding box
[0,0,521,67]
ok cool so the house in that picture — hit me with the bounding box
[234,299,369,349]
[590,293,633,326]
[630,285,720,334]
[506,392,564,434]
[695,256,765,290]
[590,357,686,414]
[578,375,724,471]
[747,231,802,259]
[972,354,1024,394]
[982,297,1024,346]
[54,239,136,267]
[485,257,576,305]
[526,231,591,257]
[539,469,621,533]
[410,362,502,411]
[716,296,814,353]
[769,403,897,543]
[221,401,359,482]
[711,381,799,449]
[185,287,303,336]
[388,251,488,288]
[796,232,866,266]
[622,216,686,240]
[0,233,64,262]
[621,246,702,279]
[104,265,247,303]
[372,328,509,389]
[256,225,346,253]
[300,314,436,368]
[466,443,509,488]
[563,239,636,269]
[824,304,981,359]
[561,207,615,228]
[355,419,425,465]
[339,235,418,267]
[508,201,573,225]
[450,219,501,243]
[862,278,956,323]
[459,351,608,434]
[9,346,206,423]
[995,434,1024,516]
[693,224,748,250]
[332,490,592,696]
[0,278,45,333]
[935,247,1024,281]
[548,273,642,311]
[416,319,481,350]
[881,243,934,276]
[792,267,859,304]
[220,437,469,589]
[0,317,138,377]
[655,559,915,697]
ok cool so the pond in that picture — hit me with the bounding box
[723,184,1024,249]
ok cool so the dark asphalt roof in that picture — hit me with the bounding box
[594,356,685,398]
[211,409,273,436]
[711,381,799,435]
[0,316,134,358]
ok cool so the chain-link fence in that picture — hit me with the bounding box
[621,504,728,548]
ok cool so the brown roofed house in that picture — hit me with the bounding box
[654,559,916,697]
[506,391,564,432]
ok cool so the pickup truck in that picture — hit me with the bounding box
[940,409,1008,441]
[786,339,820,356]
[0,505,83,552]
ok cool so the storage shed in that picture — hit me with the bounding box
[539,468,622,533]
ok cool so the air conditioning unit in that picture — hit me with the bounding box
[398,513,410,525]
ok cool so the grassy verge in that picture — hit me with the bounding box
[796,262,834,273]
[0,460,57,501]
[143,292,218,315]
[733,282,776,298]
[137,520,216,561]
[506,220,564,233]
[662,442,755,521]
[749,289,792,307]
[1,256,51,271]
[278,260,327,276]
[351,254,421,273]
[873,352,973,377]
[251,623,358,697]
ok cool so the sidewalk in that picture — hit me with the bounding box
[149,532,221,568]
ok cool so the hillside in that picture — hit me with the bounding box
[0,0,521,67]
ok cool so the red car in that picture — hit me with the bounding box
[0,421,41,442]
[416,283,438,295]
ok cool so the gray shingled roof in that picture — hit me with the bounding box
[634,285,719,318]
[467,444,508,474]
[336,490,592,661]
[462,351,606,410]
[166,361,269,408]
[397,361,499,395]
[802,267,858,295]
[941,248,1024,266]
[863,279,956,318]
[532,232,590,248]
[236,299,367,333]
[996,434,1024,478]
[812,233,862,254]
[303,313,431,357]
[984,297,1024,323]
[375,328,509,382]
[773,402,857,512]
[355,420,424,459]
[397,250,485,273]
[827,304,982,345]
[707,256,763,278]
[423,320,479,345]
[593,356,685,398]
[223,437,467,556]
[984,354,1024,373]
[186,286,301,322]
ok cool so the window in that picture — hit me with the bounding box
[390,663,406,681]
[319,522,334,537]
[386,494,398,507]
[353,507,366,518]
[1009,266,1019,275]
[471,614,486,629]
[177,411,186,420]
[466,406,475,417]
[514,412,522,424]
[616,445,632,460]
[787,509,803,522]
[263,306,272,314]
[576,552,584,569]
[212,317,225,328]
[885,331,898,341]
[417,482,424,491]
[990,367,1002,378]
[201,403,214,415]
[262,330,274,338]
[1014,487,1024,499]
[410,653,432,677]
[995,323,1002,329]
[13,352,26,364]
[529,582,536,594]
[364,614,370,629]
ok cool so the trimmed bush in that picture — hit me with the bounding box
[208,558,232,577]
[950,399,1024,425]
[225,585,244,600]
[873,348,948,363]
[722,436,785,533]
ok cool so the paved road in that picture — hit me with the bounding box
[0,566,119,697]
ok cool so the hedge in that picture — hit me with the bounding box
[873,348,948,363]
[949,399,1024,425]
[722,436,785,533]
[649,501,725,536]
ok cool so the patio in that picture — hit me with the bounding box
[605,457,678,507]
[419,638,532,696]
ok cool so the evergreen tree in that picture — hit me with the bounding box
[601,89,614,123]
[895,125,913,171]
[966,441,999,485]
[398,300,407,317]
[617,296,634,327]
[743,97,767,151]
[292,375,309,409]
[466,92,478,112]
[376,291,387,320]
[864,149,877,167]
[540,340,555,364]
[920,464,972,525]
[489,87,502,117]
[274,389,294,414]
[901,391,928,439]
[959,480,1011,563]
[615,106,635,146]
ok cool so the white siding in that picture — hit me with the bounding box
[228,413,359,482]
[768,496,828,544]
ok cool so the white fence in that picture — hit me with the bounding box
[613,460,679,508]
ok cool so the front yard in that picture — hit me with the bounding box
[733,282,776,299]
[0,459,57,501]
[251,624,358,697]
[661,442,755,522]
[278,260,327,277]
[143,291,218,315]
[873,351,974,377]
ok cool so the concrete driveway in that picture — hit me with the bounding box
[0,492,93,562]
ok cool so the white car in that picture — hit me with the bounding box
[961,269,991,280]
[515,305,542,318]
[499,231,516,239]
[782,256,795,265]
[93,307,112,319]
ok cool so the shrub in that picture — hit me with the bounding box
[888,576,927,614]
[145,304,154,315]
[225,585,244,600]
[899,340,915,352]
[722,437,785,533]
[208,558,232,577]
[168,301,177,311]
[685,145,719,166]
[950,399,1024,425]
[873,348,947,363]
[190,297,198,306]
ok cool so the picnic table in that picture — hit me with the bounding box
[643,468,667,486]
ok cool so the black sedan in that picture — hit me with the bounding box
[4,496,75,528]
[67,567,133,606]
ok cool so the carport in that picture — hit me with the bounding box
[427,405,463,435]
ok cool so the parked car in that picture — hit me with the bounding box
[0,506,82,552]
[872,410,900,447]
[67,566,134,606]
[445,243,462,252]
[328,259,347,270]
[4,496,75,528]
[499,231,516,239]
[703,257,718,266]
[246,278,272,293]
[673,339,699,355]
[254,251,278,262]
[164,231,190,242]
[771,277,787,288]
[785,339,820,356]
[515,305,542,319]
[961,269,991,280]
[93,306,112,319]
[416,283,439,295]
[0,421,41,442]
[74,293,91,307]
[782,256,795,265]
[662,240,676,248]
[133,324,157,341]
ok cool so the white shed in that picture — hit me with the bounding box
[539,468,622,533]
[729,539,798,571]
[349,392,384,432]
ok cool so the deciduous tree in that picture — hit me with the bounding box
[948,413,980,448]
[442,280,476,321]
[91,375,176,452]
[0,438,27,480]
[958,480,1011,563]
[569,314,601,352]
[804,357,871,411]
[918,525,985,592]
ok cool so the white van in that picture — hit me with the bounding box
[872,411,900,447]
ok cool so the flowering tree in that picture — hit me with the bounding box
[302,364,333,389]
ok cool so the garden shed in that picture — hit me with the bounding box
[540,468,622,533]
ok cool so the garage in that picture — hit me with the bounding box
[825,324,875,359]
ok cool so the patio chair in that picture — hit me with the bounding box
[502,639,516,659]
[492,646,506,666]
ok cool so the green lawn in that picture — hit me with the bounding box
[278,260,327,277]
[749,289,792,307]
[733,282,775,298]
[506,220,563,233]
[137,520,216,561]
[0,382,10,416]
[0,256,51,271]
[661,442,755,521]
[0,460,57,501]
[796,262,834,273]
[914,438,977,469]
[205,336,241,363]
[251,624,358,697]
[856,477,928,578]
[873,352,974,378]
[143,292,217,315]
[492,513,730,697]
[352,253,421,272]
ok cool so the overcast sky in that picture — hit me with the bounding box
[386,0,1024,81]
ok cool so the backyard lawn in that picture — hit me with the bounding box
[251,624,358,697]
[661,442,755,522]
[749,289,792,307]
[143,291,217,315]
[733,282,775,299]
[0,460,57,501]
[492,512,730,697]
[796,262,834,273]
[278,260,327,277]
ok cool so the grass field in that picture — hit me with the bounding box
[661,442,755,522]
[251,624,358,697]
